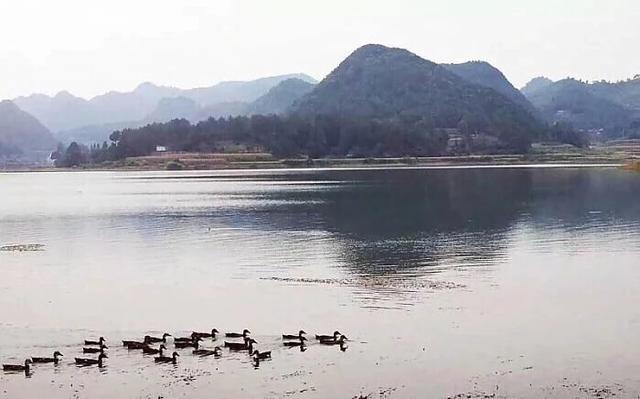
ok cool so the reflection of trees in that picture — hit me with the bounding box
[205,168,535,277]
[312,168,534,276]
[159,168,640,279]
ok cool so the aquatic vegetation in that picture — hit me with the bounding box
[261,276,465,290]
[0,243,45,252]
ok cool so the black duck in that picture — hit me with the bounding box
[192,329,219,339]
[75,353,107,367]
[84,337,106,346]
[83,344,108,354]
[174,332,199,343]
[155,352,179,364]
[282,330,306,340]
[124,336,153,349]
[2,359,32,372]
[174,337,202,349]
[319,335,348,345]
[224,337,256,351]
[32,351,63,364]
[143,344,166,355]
[147,333,171,343]
[193,346,222,357]
[225,329,250,338]
[315,331,341,341]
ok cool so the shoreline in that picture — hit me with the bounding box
[1,152,635,173]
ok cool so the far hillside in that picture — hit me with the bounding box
[522,76,640,138]
[13,74,317,145]
[56,43,569,169]
[0,100,56,162]
[443,61,538,117]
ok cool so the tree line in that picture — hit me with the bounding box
[52,113,588,167]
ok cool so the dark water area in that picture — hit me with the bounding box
[1,166,640,398]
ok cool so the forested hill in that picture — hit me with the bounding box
[443,61,538,116]
[56,44,562,166]
[290,44,543,150]
[522,76,640,137]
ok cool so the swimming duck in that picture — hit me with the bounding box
[174,332,199,343]
[224,337,257,351]
[75,353,107,367]
[84,337,106,346]
[193,346,222,357]
[3,359,32,372]
[32,351,63,364]
[319,335,348,345]
[225,329,250,338]
[174,337,202,349]
[143,344,166,355]
[146,333,172,343]
[83,344,108,354]
[124,336,153,349]
[283,336,307,347]
[315,331,341,341]
[282,330,306,340]
[252,350,272,360]
[192,328,219,340]
[155,352,179,364]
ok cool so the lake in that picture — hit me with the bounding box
[1,166,640,398]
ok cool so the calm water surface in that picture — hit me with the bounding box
[1,167,640,398]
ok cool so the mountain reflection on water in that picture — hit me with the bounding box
[126,167,639,279]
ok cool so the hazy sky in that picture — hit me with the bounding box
[1,0,638,100]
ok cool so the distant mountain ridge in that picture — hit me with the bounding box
[52,77,318,144]
[0,100,56,160]
[521,76,640,135]
[12,74,318,137]
[245,78,316,116]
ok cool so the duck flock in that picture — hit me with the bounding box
[2,328,348,374]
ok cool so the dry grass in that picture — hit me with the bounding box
[623,160,640,171]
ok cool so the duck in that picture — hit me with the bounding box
[84,337,106,346]
[143,344,166,355]
[174,332,199,343]
[193,346,222,357]
[75,353,107,367]
[224,337,257,352]
[155,352,179,364]
[3,359,32,372]
[174,336,202,349]
[192,328,219,340]
[282,330,306,340]
[146,333,172,343]
[225,329,250,338]
[32,351,63,364]
[83,344,108,354]
[315,331,341,341]
[252,350,272,360]
[124,336,153,349]
[319,335,348,345]
[283,336,307,347]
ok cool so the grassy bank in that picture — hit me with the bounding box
[623,161,640,171]
[68,141,637,171]
[4,141,640,172]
